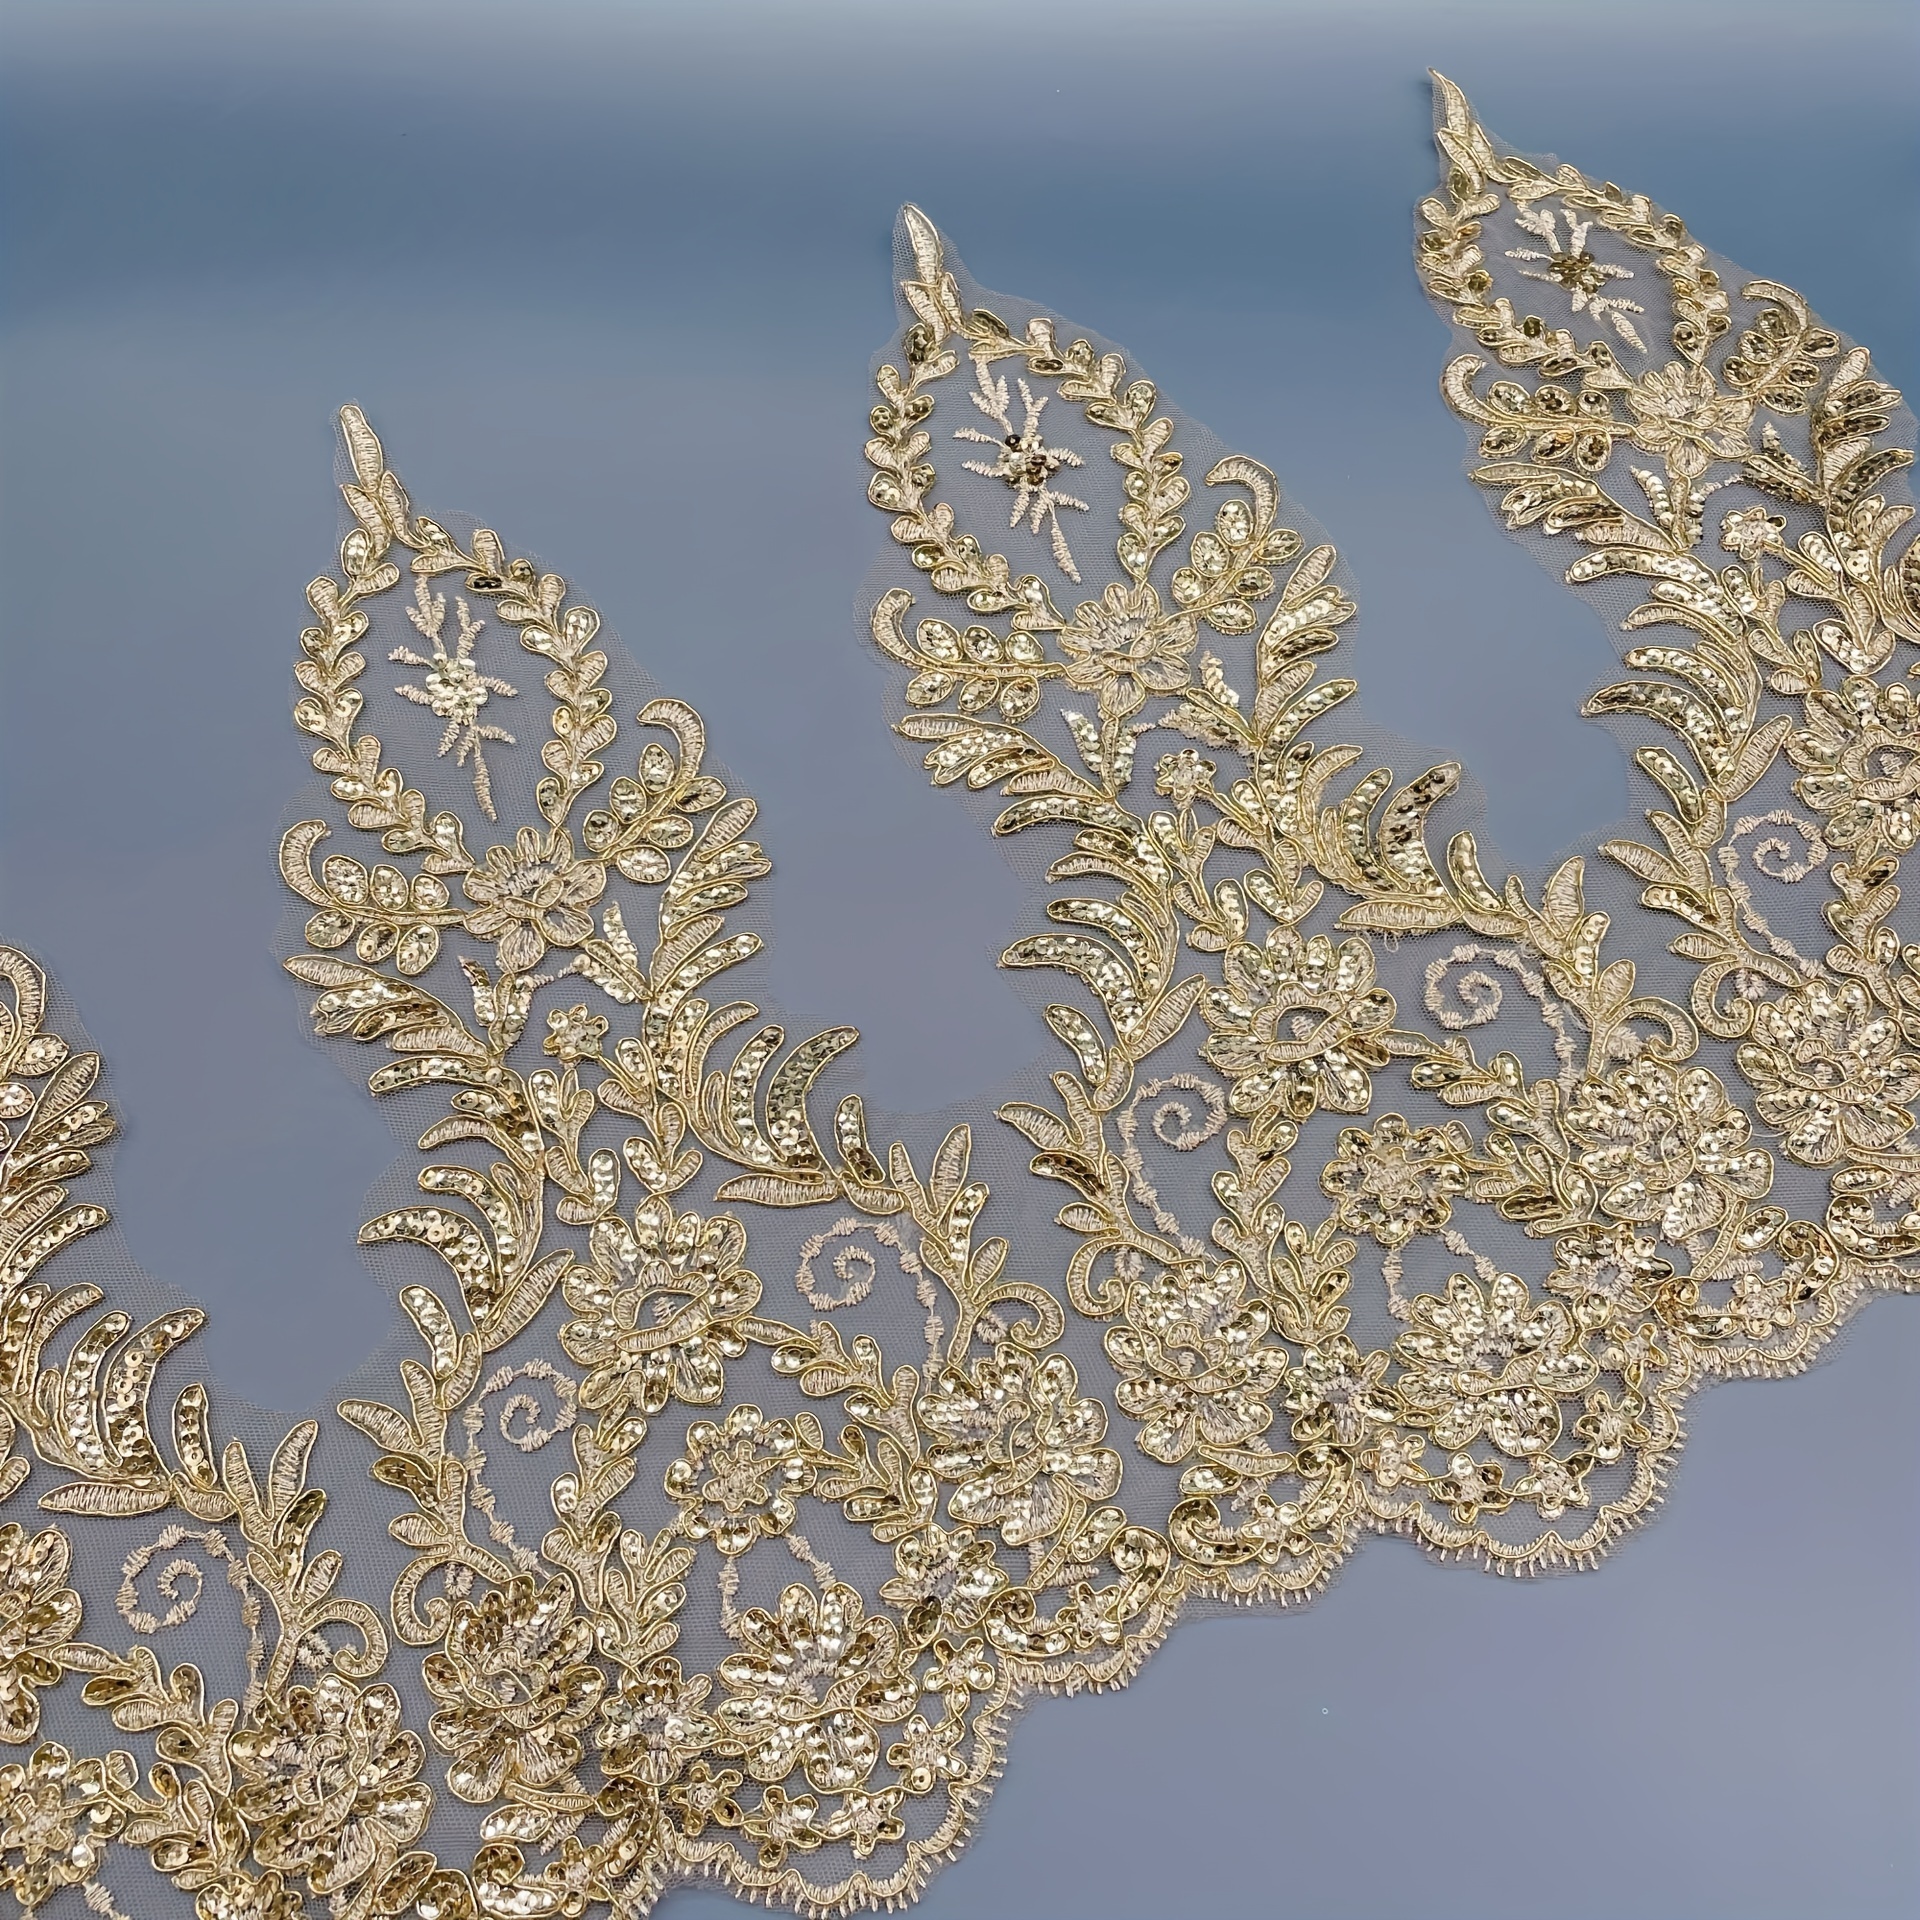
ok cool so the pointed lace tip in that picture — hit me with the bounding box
[899,205,945,287]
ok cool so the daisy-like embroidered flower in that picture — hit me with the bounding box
[1512,1450,1589,1520]
[1575,1387,1653,1464]
[391,578,518,819]
[1719,503,1788,563]
[1318,1114,1471,1250]
[1562,1061,1773,1241]
[919,1348,1123,1548]
[461,825,605,974]
[886,1713,968,1796]
[737,1785,823,1869]
[877,1525,1009,1645]
[1624,362,1754,478]
[1790,674,1920,859]
[0,1743,126,1914]
[0,1527,82,1747]
[1505,205,1645,347]
[230,1676,431,1900]
[559,1197,762,1426]
[663,1404,819,1556]
[1153,747,1215,809]
[1394,1271,1597,1458]
[1543,1221,1676,1327]
[922,1634,996,1700]
[663,1759,742,1838]
[1200,929,1399,1122]
[1432,1450,1512,1524]
[422,1575,605,1803]
[1727,1270,1800,1340]
[1105,1260,1291,1464]
[1364,1426,1427,1494]
[953,358,1088,580]
[1736,976,1920,1166]
[714,1584,915,1794]
[1057,581,1198,718]
[1598,1318,1669,1379]
[1284,1337,1398,1447]
[594,1656,719,1786]
[821,1787,907,1861]
[542,1002,609,1063]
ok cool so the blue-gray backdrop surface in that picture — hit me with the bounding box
[3,2,1916,1914]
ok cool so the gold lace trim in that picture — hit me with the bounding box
[0,76,1914,1920]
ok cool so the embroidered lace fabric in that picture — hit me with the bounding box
[0,76,1915,1918]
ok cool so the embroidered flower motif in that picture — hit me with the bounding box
[1057,581,1197,718]
[919,1350,1123,1548]
[1725,1224,1835,1349]
[594,1656,719,1786]
[193,1870,306,1920]
[391,578,518,819]
[1575,1387,1653,1464]
[922,1635,995,1699]
[663,1760,742,1838]
[1284,1337,1399,1446]
[470,1782,662,1916]
[878,1526,1010,1644]
[714,1584,915,1794]
[1505,205,1645,347]
[542,1003,609,1063]
[821,1786,907,1860]
[0,1527,82,1747]
[1173,1463,1347,1568]
[664,1404,819,1556]
[461,825,606,974]
[1735,976,1920,1165]
[953,359,1088,580]
[1562,1062,1773,1240]
[1790,674,1920,858]
[1598,1318,1669,1379]
[1432,1450,1512,1523]
[231,1676,431,1898]
[1105,1261,1291,1464]
[0,1743,125,1913]
[559,1197,761,1426]
[736,1785,823,1869]
[1200,929,1398,1122]
[1318,1114,1471,1249]
[1394,1272,1597,1458]
[1624,362,1753,478]
[1719,504,1788,563]
[885,1713,968,1796]
[1543,1222,1676,1326]
[1512,1450,1589,1520]
[422,1575,605,1805]
[1727,1270,1799,1340]
[1153,747,1215,809]
[1364,1427,1427,1493]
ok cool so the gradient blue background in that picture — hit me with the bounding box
[3,2,1917,1914]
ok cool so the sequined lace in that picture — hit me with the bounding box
[0,78,1914,1919]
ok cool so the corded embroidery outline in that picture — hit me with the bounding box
[0,76,1915,1919]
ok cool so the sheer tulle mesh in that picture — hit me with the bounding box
[1,76,1915,1920]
